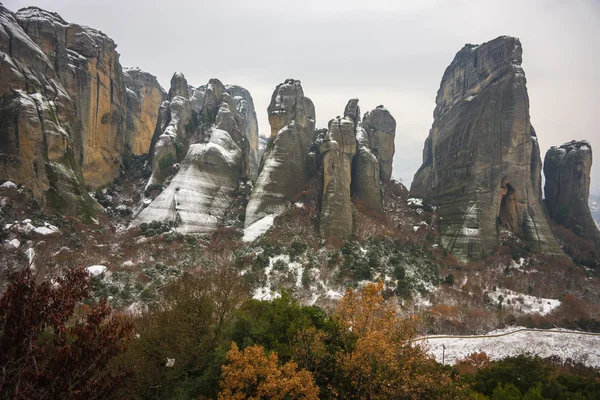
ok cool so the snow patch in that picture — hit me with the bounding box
[0,181,17,189]
[243,214,275,242]
[488,288,560,315]
[407,198,423,207]
[86,265,107,276]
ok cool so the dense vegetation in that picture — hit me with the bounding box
[1,266,599,399]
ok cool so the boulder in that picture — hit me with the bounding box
[544,141,600,249]
[411,36,560,260]
[245,79,316,226]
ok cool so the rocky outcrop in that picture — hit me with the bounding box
[134,77,255,233]
[544,141,600,249]
[319,99,394,238]
[411,36,560,260]
[0,5,97,214]
[320,112,356,238]
[123,67,166,155]
[362,106,395,183]
[144,72,194,190]
[16,7,128,188]
[245,79,316,226]
[225,85,259,180]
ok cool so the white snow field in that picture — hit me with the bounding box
[418,327,600,367]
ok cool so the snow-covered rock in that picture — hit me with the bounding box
[0,181,17,189]
[25,248,35,265]
[12,220,35,235]
[86,265,107,276]
[33,223,61,237]
[5,239,20,249]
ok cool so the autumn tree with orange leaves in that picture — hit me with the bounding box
[332,280,466,399]
[218,342,319,400]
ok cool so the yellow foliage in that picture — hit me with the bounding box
[218,342,319,400]
[335,280,467,399]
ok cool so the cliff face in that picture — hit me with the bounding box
[134,76,256,233]
[319,99,394,238]
[123,67,166,156]
[320,112,356,238]
[245,79,316,227]
[544,141,600,249]
[225,85,259,180]
[411,36,560,260]
[16,7,128,188]
[0,5,97,214]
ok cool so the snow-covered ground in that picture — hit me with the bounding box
[420,327,600,367]
[487,288,561,315]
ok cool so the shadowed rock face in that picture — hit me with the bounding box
[0,5,97,215]
[362,106,396,183]
[225,85,260,180]
[123,67,166,156]
[544,141,600,249]
[134,76,255,233]
[411,36,560,260]
[245,79,316,227]
[320,99,392,238]
[16,7,128,188]
[320,113,356,238]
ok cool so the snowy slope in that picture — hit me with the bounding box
[419,327,600,367]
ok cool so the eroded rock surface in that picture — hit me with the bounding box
[123,67,166,155]
[411,36,560,260]
[320,113,356,238]
[16,7,128,188]
[134,77,254,233]
[362,106,396,183]
[0,5,96,214]
[544,141,600,249]
[245,79,316,226]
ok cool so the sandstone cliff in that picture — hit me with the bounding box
[16,7,128,188]
[320,113,356,238]
[0,5,96,214]
[544,141,600,249]
[362,105,396,184]
[411,36,560,260]
[245,79,316,227]
[319,99,393,238]
[123,67,166,156]
[134,76,255,233]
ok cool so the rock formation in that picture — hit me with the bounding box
[350,101,385,214]
[134,77,256,233]
[320,111,357,238]
[245,79,316,227]
[123,67,166,156]
[0,5,96,214]
[362,106,396,183]
[15,7,128,188]
[411,36,560,260]
[225,85,259,180]
[544,141,600,249]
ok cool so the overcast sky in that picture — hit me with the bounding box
[5,0,600,194]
